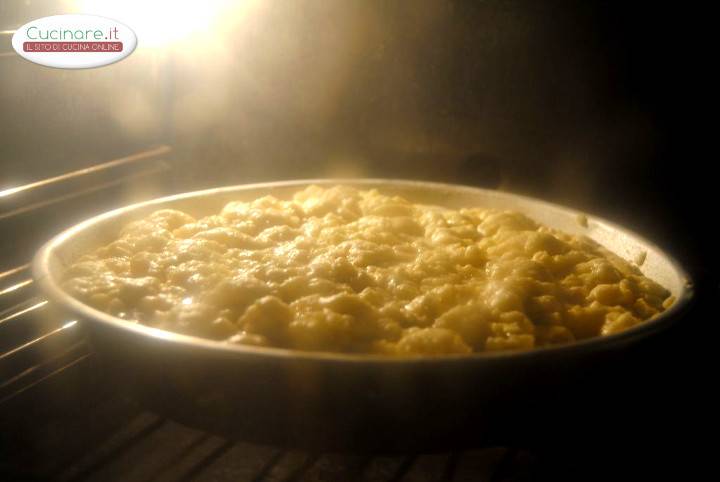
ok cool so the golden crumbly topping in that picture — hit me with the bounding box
[63,185,672,355]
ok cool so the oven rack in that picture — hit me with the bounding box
[0,147,542,481]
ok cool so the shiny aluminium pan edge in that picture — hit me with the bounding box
[32,179,694,452]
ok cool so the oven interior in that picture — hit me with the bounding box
[1,1,712,480]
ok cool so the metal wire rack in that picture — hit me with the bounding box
[0,147,542,481]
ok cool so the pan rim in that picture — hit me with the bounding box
[32,178,695,365]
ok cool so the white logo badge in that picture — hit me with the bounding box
[12,14,137,69]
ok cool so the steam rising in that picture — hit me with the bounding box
[2,0,658,231]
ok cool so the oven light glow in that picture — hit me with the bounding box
[77,0,232,47]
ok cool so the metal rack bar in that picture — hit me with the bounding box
[0,298,47,325]
[0,264,29,281]
[251,450,289,482]
[0,145,171,200]
[177,440,235,482]
[0,339,87,391]
[58,414,168,482]
[0,351,90,405]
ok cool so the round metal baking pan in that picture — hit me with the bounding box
[33,179,694,452]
